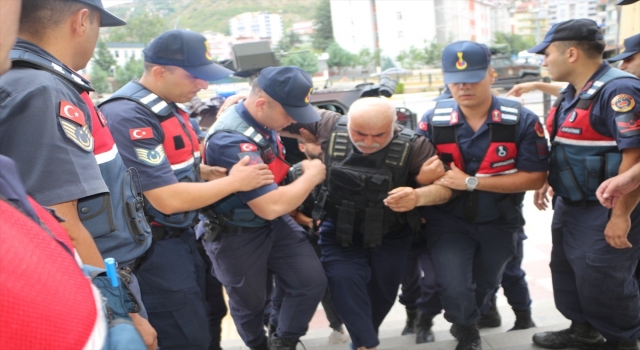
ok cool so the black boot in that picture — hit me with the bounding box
[599,339,639,350]
[250,339,270,350]
[402,308,418,335]
[269,334,300,350]
[532,322,604,349]
[477,295,501,329]
[455,324,482,350]
[450,323,461,339]
[509,309,536,331]
[415,312,435,344]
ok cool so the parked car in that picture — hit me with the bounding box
[491,54,541,89]
[309,78,416,131]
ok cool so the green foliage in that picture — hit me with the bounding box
[381,56,395,71]
[326,42,355,73]
[356,48,382,71]
[115,57,144,88]
[396,46,425,70]
[280,51,319,75]
[492,31,537,55]
[423,40,445,67]
[94,39,117,74]
[276,31,302,52]
[91,65,110,95]
[395,81,404,94]
[107,11,168,45]
[311,0,334,51]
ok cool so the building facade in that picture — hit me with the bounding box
[229,12,283,45]
[331,0,510,61]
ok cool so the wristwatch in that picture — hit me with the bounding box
[465,176,478,191]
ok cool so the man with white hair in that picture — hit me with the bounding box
[284,97,452,350]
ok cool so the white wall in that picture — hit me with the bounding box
[331,0,376,53]
[374,0,437,59]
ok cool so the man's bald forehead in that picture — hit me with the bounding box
[348,97,396,124]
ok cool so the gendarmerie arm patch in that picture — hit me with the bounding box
[616,112,640,137]
[135,145,166,166]
[59,100,86,126]
[59,118,93,152]
[535,121,545,138]
[237,151,263,165]
[611,94,635,113]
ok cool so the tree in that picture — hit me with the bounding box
[492,32,536,55]
[356,48,382,72]
[107,11,167,45]
[423,40,445,67]
[90,65,110,95]
[311,0,334,52]
[276,31,302,53]
[381,56,395,71]
[280,51,319,76]
[93,39,116,74]
[326,42,355,74]
[115,56,144,88]
[396,46,425,70]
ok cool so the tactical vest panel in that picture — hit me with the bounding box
[546,68,634,202]
[201,105,290,227]
[430,98,524,223]
[104,82,201,228]
[324,116,421,249]
[10,50,151,265]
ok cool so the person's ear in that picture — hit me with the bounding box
[566,47,579,63]
[152,65,167,81]
[254,97,268,114]
[68,9,91,37]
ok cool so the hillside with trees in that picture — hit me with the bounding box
[107,0,321,37]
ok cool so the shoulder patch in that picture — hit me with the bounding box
[615,112,640,137]
[611,94,635,113]
[237,151,263,165]
[239,143,258,152]
[59,118,93,152]
[59,100,86,126]
[535,121,545,138]
[450,111,459,124]
[536,139,549,160]
[97,110,108,126]
[129,127,154,140]
[492,110,502,122]
[418,121,428,131]
[135,145,166,166]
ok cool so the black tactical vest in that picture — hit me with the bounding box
[322,116,421,249]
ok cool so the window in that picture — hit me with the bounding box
[398,31,403,39]
[397,11,402,20]
[114,50,119,58]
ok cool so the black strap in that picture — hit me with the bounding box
[336,201,356,248]
[363,206,385,250]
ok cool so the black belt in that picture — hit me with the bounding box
[561,198,601,208]
[151,225,185,241]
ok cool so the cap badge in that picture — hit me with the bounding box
[304,87,313,103]
[204,41,213,61]
[456,52,468,70]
